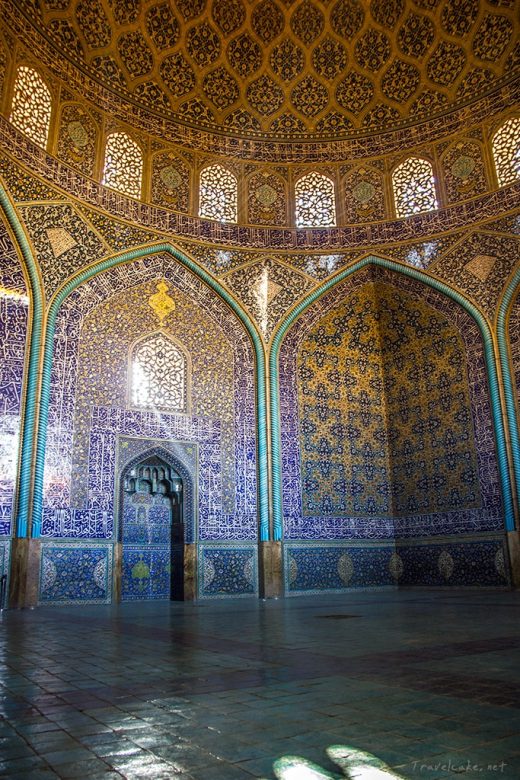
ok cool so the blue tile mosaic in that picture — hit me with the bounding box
[199,544,258,598]
[42,256,257,543]
[0,221,28,537]
[396,537,510,587]
[284,543,398,594]
[39,544,113,604]
[117,439,196,544]
[121,546,171,601]
[279,267,503,542]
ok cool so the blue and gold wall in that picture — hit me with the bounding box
[0,118,519,604]
[279,267,509,593]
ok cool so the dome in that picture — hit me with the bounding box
[7,0,519,157]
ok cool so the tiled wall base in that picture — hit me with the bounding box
[0,539,10,607]
[284,536,510,594]
[121,545,170,601]
[284,543,399,594]
[39,543,113,605]
[198,543,258,598]
[396,536,510,587]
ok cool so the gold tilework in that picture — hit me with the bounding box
[297,281,481,517]
[70,279,236,511]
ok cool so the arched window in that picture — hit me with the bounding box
[492,118,520,187]
[102,132,143,198]
[392,157,438,218]
[130,332,187,413]
[199,164,237,222]
[295,172,336,227]
[10,66,52,148]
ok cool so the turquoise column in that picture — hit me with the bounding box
[0,186,43,538]
[29,244,270,541]
[269,255,516,541]
[496,272,520,525]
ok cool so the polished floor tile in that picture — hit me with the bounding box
[0,590,519,779]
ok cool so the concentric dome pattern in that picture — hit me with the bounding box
[12,0,519,141]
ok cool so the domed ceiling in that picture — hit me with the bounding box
[14,0,519,140]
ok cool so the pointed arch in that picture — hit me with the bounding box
[151,150,191,211]
[492,117,520,187]
[0,183,44,538]
[30,242,268,542]
[10,65,52,149]
[295,171,336,227]
[102,132,143,199]
[269,255,515,540]
[497,270,520,519]
[119,444,196,544]
[199,164,237,222]
[392,156,438,217]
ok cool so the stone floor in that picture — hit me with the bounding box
[0,590,519,780]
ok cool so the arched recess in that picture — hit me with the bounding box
[118,445,195,545]
[497,270,520,517]
[0,183,43,538]
[42,261,256,542]
[35,246,267,545]
[0,208,31,545]
[118,444,195,601]
[269,255,515,543]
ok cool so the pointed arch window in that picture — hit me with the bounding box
[295,172,336,227]
[492,118,520,187]
[10,66,52,148]
[130,332,187,413]
[199,164,237,222]
[392,157,438,217]
[102,132,143,198]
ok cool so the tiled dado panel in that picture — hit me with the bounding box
[39,543,113,605]
[284,536,510,594]
[396,537,510,588]
[42,255,257,542]
[0,219,28,537]
[37,542,258,603]
[198,544,258,599]
[284,543,398,594]
[279,266,502,542]
[121,546,171,602]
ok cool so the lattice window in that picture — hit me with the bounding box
[392,157,438,217]
[492,118,520,187]
[295,172,336,227]
[130,332,186,412]
[199,164,237,222]
[10,66,52,148]
[102,132,143,198]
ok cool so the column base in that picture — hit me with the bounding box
[8,538,41,609]
[259,541,283,599]
[507,530,520,588]
[183,543,197,600]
